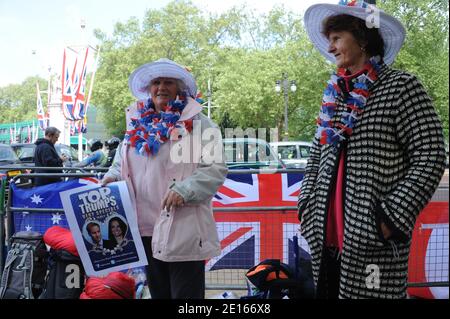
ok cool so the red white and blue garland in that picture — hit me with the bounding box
[315,56,381,146]
[125,93,193,156]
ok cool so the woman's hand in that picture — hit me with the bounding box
[380,221,393,240]
[162,190,185,212]
[101,176,116,187]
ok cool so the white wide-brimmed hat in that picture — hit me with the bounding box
[128,58,197,100]
[304,0,406,65]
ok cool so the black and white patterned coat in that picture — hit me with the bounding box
[297,63,446,299]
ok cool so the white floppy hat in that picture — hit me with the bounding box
[128,58,197,100]
[304,1,406,65]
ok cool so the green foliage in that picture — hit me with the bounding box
[0,76,47,123]
[379,0,449,140]
[3,0,445,143]
[90,0,447,142]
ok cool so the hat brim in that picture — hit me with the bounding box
[128,61,197,100]
[304,4,406,65]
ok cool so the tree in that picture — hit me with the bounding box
[0,76,47,123]
[91,0,243,137]
[212,6,333,141]
[90,0,448,142]
[379,0,449,140]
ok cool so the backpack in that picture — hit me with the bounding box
[0,231,48,299]
[39,249,85,299]
[244,258,315,299]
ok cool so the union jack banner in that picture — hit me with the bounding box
[61,48,76,121]
[73,47,89,120]
[208,173,309,271]
[61,47,89,128]
[70,118,87,134]
[8,173,449,298]
[36,82,49,130]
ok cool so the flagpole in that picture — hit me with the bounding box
[47,67,51,105]
[78,19,87,161]
[84,44,101,148]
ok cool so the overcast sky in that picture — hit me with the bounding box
[0,0,335,87]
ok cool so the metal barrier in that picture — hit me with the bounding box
[0,178,6,277]
[0,166,448,296]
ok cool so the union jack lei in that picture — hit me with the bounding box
[315,56,382,146]
[125,93,193,156]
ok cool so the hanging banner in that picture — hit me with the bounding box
[59,181,147,276]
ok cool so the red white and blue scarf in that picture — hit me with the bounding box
[125,93,193,156]
[315,56,381,146]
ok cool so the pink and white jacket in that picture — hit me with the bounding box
[104,97,228,262]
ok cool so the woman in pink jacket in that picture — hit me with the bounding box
[102,58,228,299]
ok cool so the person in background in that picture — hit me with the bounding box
[34,126,68,186]
[75,139,107,167]
[102,58,227,299]
[298,0,446,299]
[105,137,121,167]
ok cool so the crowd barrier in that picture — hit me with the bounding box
[0,166,448,298]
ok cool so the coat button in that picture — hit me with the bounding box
[326,167,332,175]
[166,214,170,217]
[331,147,338,154]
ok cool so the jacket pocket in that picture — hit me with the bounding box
[151,210,173,258]
[165,206,202,257]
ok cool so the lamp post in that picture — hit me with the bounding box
[275,73,297,141]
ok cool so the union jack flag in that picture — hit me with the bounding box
[8,172,448,298]
[62,48,76,121]
[73,47,89,121]
[208,173,310,271]
[36,82,49,131]
[70,118,87,134]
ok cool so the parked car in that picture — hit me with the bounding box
[0,144,30,181]
[270,141,312,169]
[223,137,285,170]
[10,143,80,165]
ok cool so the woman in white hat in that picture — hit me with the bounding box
[102,58,228,298]
[298,0,446,298]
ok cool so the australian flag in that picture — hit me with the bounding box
[10,178,98,234]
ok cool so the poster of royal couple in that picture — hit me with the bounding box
[60,181,147,276]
